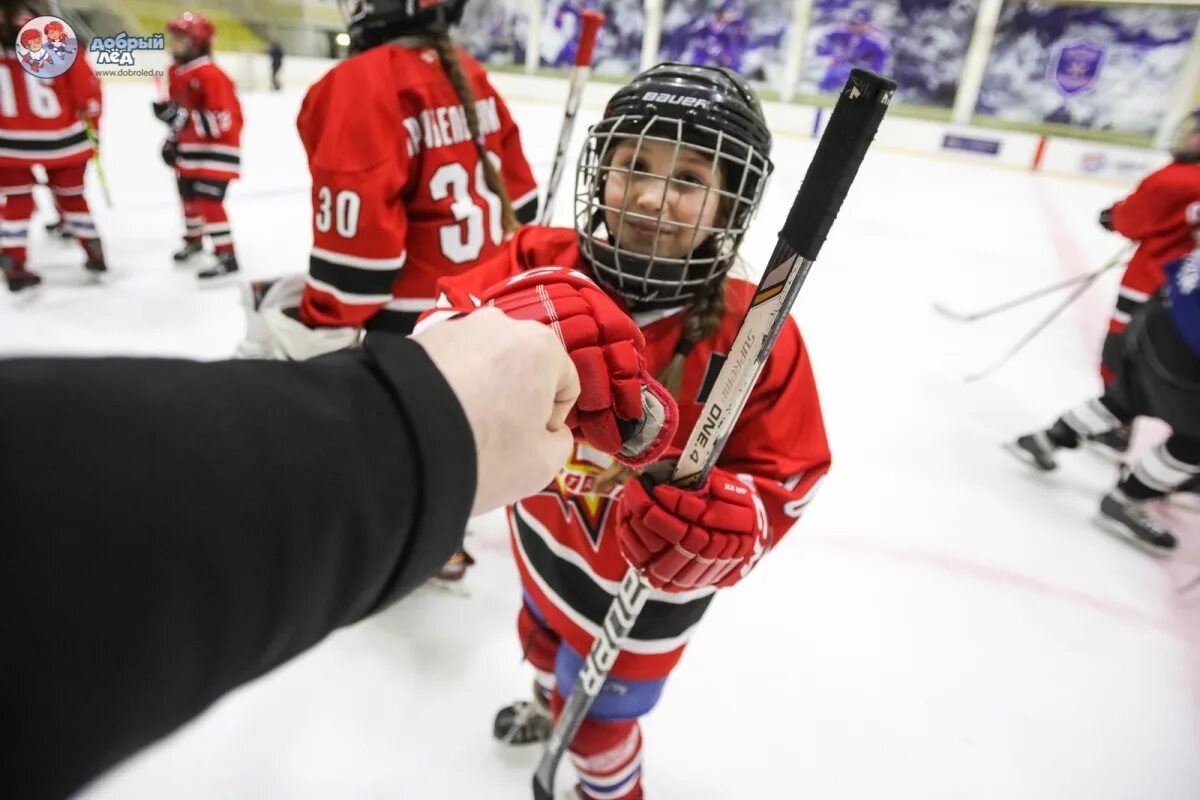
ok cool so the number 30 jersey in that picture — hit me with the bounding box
[296,41,539,332]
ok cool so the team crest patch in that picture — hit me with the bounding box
[540,443,621,550]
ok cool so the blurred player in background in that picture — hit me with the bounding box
[1007,247,1200,555]
[153,12,243,285]
[239,0,539,582]
[1091,108,1200,456]
[419,63,830,800]
[290,0,538,338]
[816,7,888,93]
[0,1,103,296]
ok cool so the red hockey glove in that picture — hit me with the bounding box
[477,267,677,467]
[616,456,768,592]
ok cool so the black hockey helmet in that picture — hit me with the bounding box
[575,62,774,310]
[337,0,468,51]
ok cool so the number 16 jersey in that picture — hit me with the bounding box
[296,41,539,332]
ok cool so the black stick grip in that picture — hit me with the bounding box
[781,69,895,261]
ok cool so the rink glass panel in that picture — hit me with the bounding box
[798,0,979,108]
[975,2,1200,136]
[539,0,645,75]
[457,0,528,66]
[657,0,790,85]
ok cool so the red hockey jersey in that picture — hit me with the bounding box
[0,51,100,168]
[167,56,242,182]
[1110,160,1200,291]
[423,227,831,680]
[296,42,539,333]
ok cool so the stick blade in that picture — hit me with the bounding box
[932,301,975,322]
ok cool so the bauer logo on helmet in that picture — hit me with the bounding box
[15,16,79,79]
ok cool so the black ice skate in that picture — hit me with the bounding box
[173,238,203,263]
[44,219,73,240]
[2,255,42,296]
[1086,423,1131,464]
[1096,491,1176,556]
[493,687,552,745]
[1004,432,1058,471]
[197,252,239,286]
[435,547,475,582]
[82,240,107,280]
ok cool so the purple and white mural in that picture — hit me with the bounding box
[976,2,1200,135]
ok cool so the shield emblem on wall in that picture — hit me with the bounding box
[1051,39,1105,97]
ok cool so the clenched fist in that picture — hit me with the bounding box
[411,307,580,515]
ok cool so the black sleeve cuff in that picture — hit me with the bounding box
[514,193,540,226]
[361,334,477,607]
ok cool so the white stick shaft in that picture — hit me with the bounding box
[538,66,590,227]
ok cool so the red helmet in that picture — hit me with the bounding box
[44,20,66,38]
[19,27,42,48]
[168,12,215,47]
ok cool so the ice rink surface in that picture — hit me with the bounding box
[3,79,1198,799]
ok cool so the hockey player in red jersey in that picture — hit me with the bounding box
[419,64,831,799]
[0,2,104,295]
[153,12,243,284]
[1091,108,1200,455]
[290,0,539,339]
[238,0,540,583]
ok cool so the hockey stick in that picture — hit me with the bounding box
[531,69,896,800]
[83,121,113,208]
[962,263,1114,383]
[538,9,604,227]
[934,244,1131,322]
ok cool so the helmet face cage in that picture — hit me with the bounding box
[575,114,770,309]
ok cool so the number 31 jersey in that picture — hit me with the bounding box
[296,42,539,331]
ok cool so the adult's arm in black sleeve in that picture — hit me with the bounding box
[0,335,475,799]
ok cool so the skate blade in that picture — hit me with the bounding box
[423,578,471,598]
[197,273,241,289]
[1083,440,1126,466]
[1001,441,1055,472]
[7,283,44,306]
[1092,514,1173,559]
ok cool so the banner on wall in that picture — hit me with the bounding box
[540,0,644,75]
[457,0,526,65]
[657,0,789,84]
[976,3,1200,135]
[799,0,978,107]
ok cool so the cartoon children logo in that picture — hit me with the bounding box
[15,16,79,79]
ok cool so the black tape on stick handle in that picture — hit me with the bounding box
[782,69,895,261]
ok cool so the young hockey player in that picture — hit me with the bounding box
[1091,108,1200,456]
[419,63,831,799]
[0,1,103,295]
[290,0,539,339]
[153,11,243,284]
[1007,246,1200,555]
[242,0,540,582]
